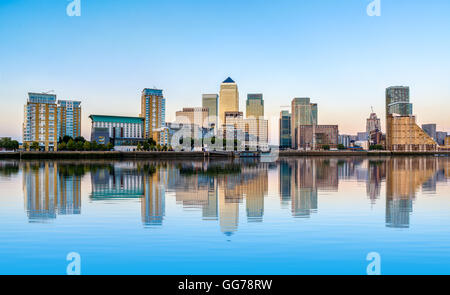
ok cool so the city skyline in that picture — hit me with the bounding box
[1,1,450,142]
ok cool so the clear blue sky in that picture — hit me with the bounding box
[1,0,450,142]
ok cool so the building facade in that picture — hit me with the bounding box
[291,97,318,149]
[422,124,437,142]
[386,86,412,116]
[279,111,292,149]
[202,94,218,129]
[295,125,338,150]
[386,115,437,151]
[57,100,81,140]
[23,93,58,151]
[89,115,144,147]
[175,107,209,128]
[140,88,166,144]
[385,86,437,151]
[219,77,239,125]
[246,94,264,118]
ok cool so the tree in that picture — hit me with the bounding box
[23,142,29,151]
[83,141,91,151]
[74,136,86,143]
[91,141,99,151]
[337,144,346,150]
[62,135,73,143]
[143,142,150,151]
[58,142,67,151]
[67,139,76,151]
[11,140,19,151]
[137,142,142,151]
[31,142,39,151]
[76,141,84,151]
[106,142,114,151]
[322,144,330,151]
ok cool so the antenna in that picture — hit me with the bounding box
[371,106,374,113]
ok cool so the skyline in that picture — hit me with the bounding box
[1,0,450,142]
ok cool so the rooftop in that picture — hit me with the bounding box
[222,77,235,83]
[89,114,144,124]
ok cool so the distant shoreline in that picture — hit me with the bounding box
[0,150,449,160]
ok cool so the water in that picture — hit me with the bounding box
[0,156,449,275]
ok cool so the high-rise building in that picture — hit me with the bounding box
[140,88,167,145]
[386,86,412,116]
[366,112,381,135]
[202,94,218,129]
[279,111,291,149]
[246,94,264,118]
[219,77,239,124]
[23,92,58,151]
[422,124,437,142]
[175,107,209,128]
[291,97,318,149]
[385,87,437,151]
[57,100,81,140]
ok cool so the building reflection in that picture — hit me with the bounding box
[22,162,81,222]
[16,156,450,231]
[279,158,338,218]
[141,170,165,227]
[385,157,438,228]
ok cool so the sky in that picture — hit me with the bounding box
[1,0,450,143]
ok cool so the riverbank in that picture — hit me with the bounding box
[0,150,449,160]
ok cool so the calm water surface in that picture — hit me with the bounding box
[0,157,449,274]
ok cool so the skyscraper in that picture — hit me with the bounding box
[140,88,167,144]
[23,92,58,151]
[57,100,81,140]
[246,94,264,118]
[385,86,437,151]
[202,94,218,129]
[219,77,239,125]
[386,86,412,116]
[279,111,291,149]
[291,97,318,149]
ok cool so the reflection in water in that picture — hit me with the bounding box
[3,156,448,231]
[22,162,81,222]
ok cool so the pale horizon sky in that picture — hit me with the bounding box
[1,0,450,143]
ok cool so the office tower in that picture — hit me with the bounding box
[175,107,209,128]
[89,115,144,145]
[291,97,318,149]
[279,111,292,149]
[140,88,167,145]
[385,87,436,151]
[422,124,437,142]
[202,94,218,129]
[246,94,264,118]
[57,100,81,140]
[386,86,412,116]
[244,117,269,151]
[23,92,58,151]
[366,112,381,135]
[219,77,239,124]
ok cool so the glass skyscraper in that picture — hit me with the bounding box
[386,86,412,116]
